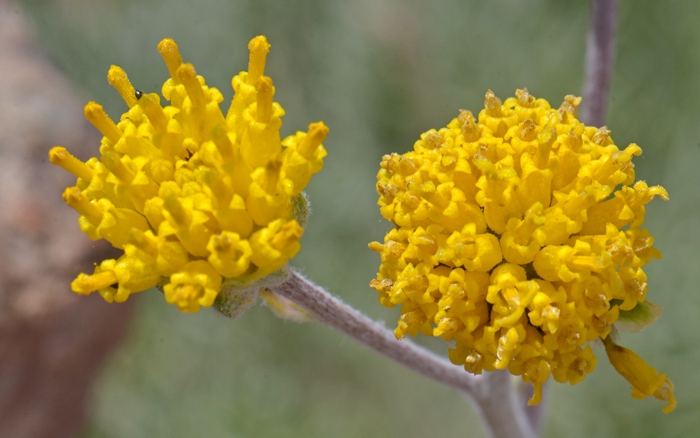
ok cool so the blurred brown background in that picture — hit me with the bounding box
[0,1,131,436]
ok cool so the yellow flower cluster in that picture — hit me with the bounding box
[51,36,328,312]
[370,89,675,411]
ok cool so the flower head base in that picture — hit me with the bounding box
[51,36,328,313]
[370,89,673,411]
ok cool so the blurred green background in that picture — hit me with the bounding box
[16,0,700,436]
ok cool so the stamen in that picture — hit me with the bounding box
[49,147,93,181]
[261,158,282,193]
[137,93,168,132]
[535,128,556,168]
[420,183,449,210]
[107,66,139,108]
[559,95,582,117]
[535,126,556,169]
[72,270,118,294]
[211,125,234,162]
[424,132,444,149]
[62,187,103,223]
[397,156,418,175]
[515,213,543,242]
[384,241,408,259]
[384,180,404,200]
[593,154,619,182]
[157,38,184,84]
[413,235,437,254]
[177,63,206,107]
[515,88,535,107]
[129,229,158,256]
[163,196,191,229]
[255,77,274,123]
[563,124,584,152]
[563,189,605,216]
[102,151,135,184]
[484,90,503,117]
[247,36,271,85]
[517,118,538,141]
[84,102,123,144]
[298,122,329,159]
[592,126,611,145]
[202,169,232,208]
[458,110,480,142]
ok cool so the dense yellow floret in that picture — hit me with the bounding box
[370,89,674,412]
[51,36,328,312]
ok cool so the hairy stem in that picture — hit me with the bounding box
[580,0,619,127]
[273,269,536,438]
[473,370,537,438]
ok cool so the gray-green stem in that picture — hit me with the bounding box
[272,269,536,438]
[581,0,619,127]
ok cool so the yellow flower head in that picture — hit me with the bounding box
[51,36,328,313]
[370,89,674,411]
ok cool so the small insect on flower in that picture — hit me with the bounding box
[370,89,675,412]
[50,36,328,314]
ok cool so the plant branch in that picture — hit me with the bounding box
[580,0,619,127]
[472,370,538,438]
[274,270,482,393]
[272,269,536,438]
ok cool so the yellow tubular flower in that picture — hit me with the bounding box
[51,36,327,312]
[370,89,673,411]
[164,260,222,313]
[603,337,676,413]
